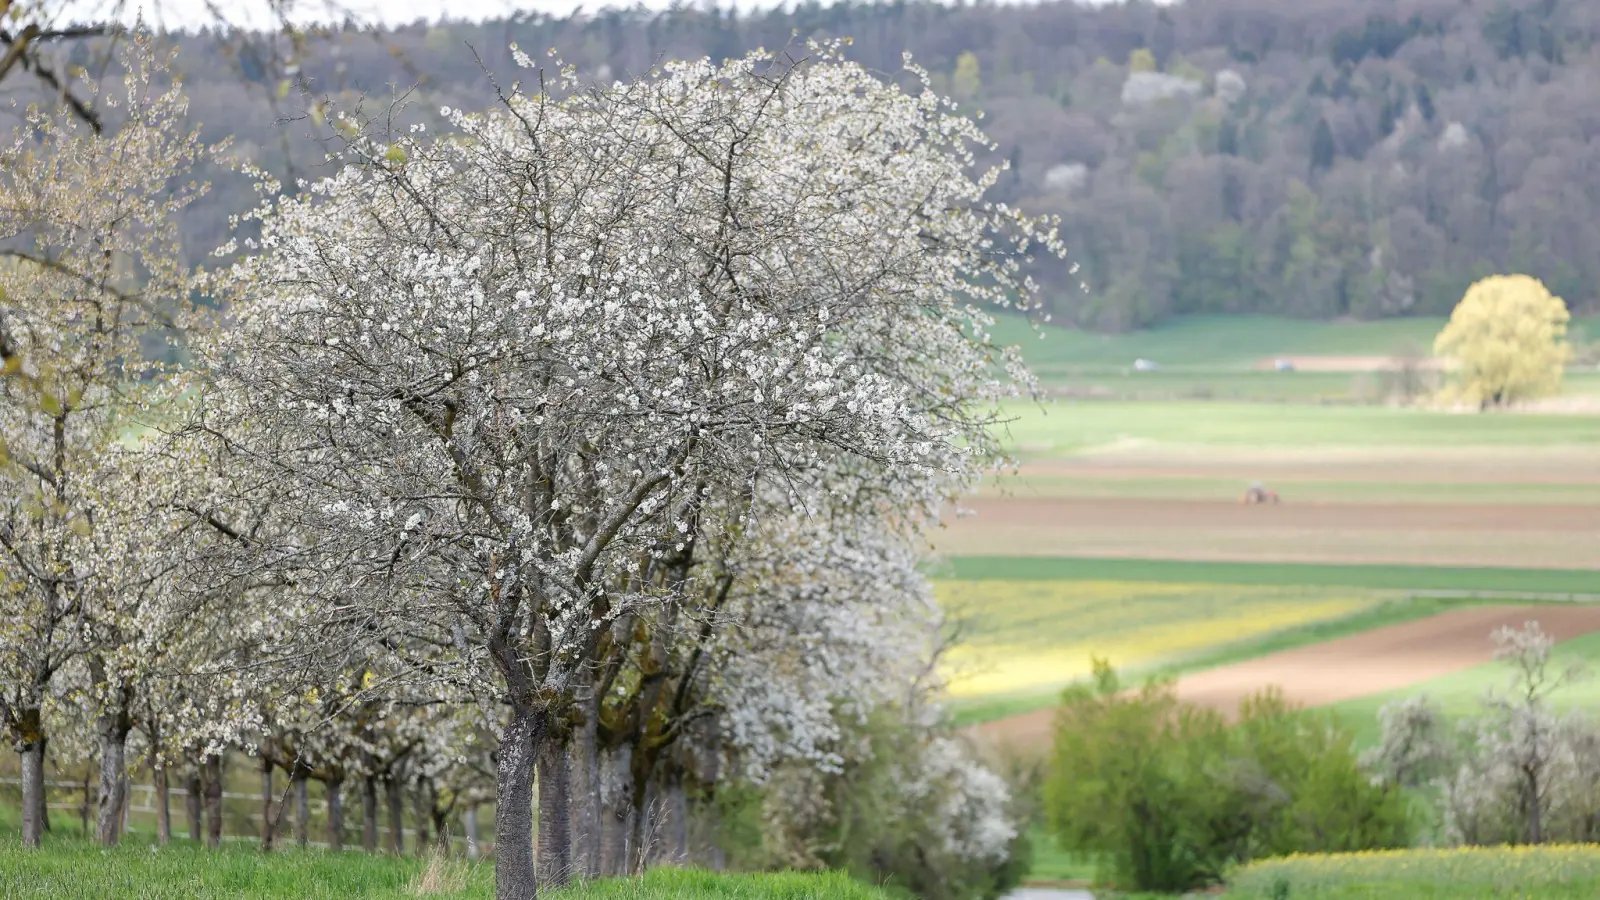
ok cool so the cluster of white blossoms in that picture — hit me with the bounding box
[2,37,1058,899]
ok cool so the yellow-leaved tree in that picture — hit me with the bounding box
[1434,274,1572,409]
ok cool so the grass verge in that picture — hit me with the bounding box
[0,838,891,899]
[1226,845,1600,898]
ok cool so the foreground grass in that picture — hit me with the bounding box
[938,557,1600,595]
[0,839,889,900]
[1227,845,1600,899]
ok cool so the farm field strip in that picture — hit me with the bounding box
[938,557,1600,593]
[937,579,1383,701]
[935,524,1600,570]
[995,401,1600,453]
[977,475,1600,505]
[974,604,1600,751]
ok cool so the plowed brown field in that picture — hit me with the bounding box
[972,604,1600,751]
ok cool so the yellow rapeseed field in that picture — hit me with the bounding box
[1229,844,1600,898]
[936,579,1378,699]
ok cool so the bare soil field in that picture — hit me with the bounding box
[1020,447,1600,484]
[937,496,1600,568]
[972,604,1600,750]
[958,497,1600,532]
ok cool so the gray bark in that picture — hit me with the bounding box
[599,746,634,877]
[361,776,379,851]
[260,759,277,851]
[185,768,203,842]
[96,723,130,846]
[570,676,601,879]
[385,775,404,855]
[537,734,573,887]
[154,764,172,845]
[465,804,480,859]
[34,736,49,836]
[203,754,223,849]
[325,778,345,851]
[294,772,309,848]
[495,709,542,900]
[631,776,658,872]
[413,784,431,855]
[662,775,689,866]
[19,740,43,848]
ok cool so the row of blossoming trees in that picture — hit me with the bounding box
[0,39,1064,899]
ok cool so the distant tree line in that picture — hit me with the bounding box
[9,0,1597,332]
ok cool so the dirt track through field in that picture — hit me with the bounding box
[971,604,1600,750]
[955,497,1600,532]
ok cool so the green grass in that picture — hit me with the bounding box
[1226,845,1600,899]
[996,401,1600,455]
[1021,825,1094,885]
[0,838,890,900]
[937,557,1600,595]
[946,595,1481,726]
[991,314,1449,370]
[1328,629,1600,747]
[993,312,1600,372]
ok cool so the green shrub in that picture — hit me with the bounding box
[1043,661,1409,893]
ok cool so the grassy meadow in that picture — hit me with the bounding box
[0,836,894,900]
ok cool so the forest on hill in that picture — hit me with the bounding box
[23,0,1600,330]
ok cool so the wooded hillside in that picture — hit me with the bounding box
[26,0,1600,329]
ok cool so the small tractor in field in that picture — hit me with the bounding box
[1241,482,1280,505]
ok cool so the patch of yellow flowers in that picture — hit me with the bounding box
[1230,844,1600,897]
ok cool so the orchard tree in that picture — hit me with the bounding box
[195,42,1060,898]
[1434,274,1572,409]
[0,43,223,848]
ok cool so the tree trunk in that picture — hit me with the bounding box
[326,778,345,851]
[599,746,634,877]
[412,784,431,856]
[361,776,379,852]
[19,737,44,848]
[185,768,203,842]
[495,708,543,900]
[260,758,277,852]
[35,735,50,836]
[631,775,657,873]
[203,754,224,849]
[294,773,309,848]
[154,764,172,845]
[465,804,480,860]
[570,677,601,879]
[537,734,573,887]
[385,775,405,855]
[96,720,130,846]
[662,774,688,866]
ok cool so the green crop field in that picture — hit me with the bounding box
[992,312,1600,372]
[979,473,1600,505]
[994,401,1600,456]
[937,557,1600,595]
[989,314,1450,370]
[1226,845,1600,899]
